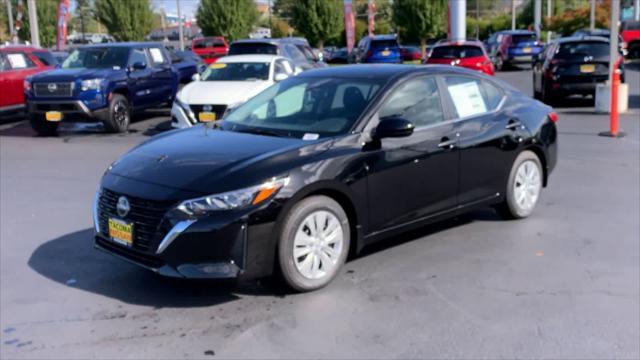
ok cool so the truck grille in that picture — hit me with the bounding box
[97,188,176,252]
[34,82,74,97]
[190,104,228,120]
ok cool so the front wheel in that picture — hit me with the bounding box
[496,150,543,219]
[102,94,130,133]
[278,196,350,292]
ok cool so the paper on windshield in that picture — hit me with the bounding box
[149,48,164,63]
[7,54,28,69]
[302,133,319,140]
[447,81,487,118]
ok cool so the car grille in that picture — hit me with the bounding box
[34,82,74,97]
[97,188,176,252]
[190,104,228,120]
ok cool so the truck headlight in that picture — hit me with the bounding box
[81,78,104,91]
[176,176,289,217]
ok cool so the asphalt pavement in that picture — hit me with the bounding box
[1,65,639,359]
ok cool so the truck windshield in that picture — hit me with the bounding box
[61,47,129,69]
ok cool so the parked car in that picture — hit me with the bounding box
[532,36,624,104]
[572,28,628,56]
[327,47,349,64]
[620,20,640,59]
[491,30,544,70]
[278,37,327,67]
[400,45,422,61]
[349,34,402,63]
[228,39,318,71]
[424,40,495,76]
[25,42,178,135]
[0,46,56,115]
[171,54,297,129]
[192,37,228,64]
[323,46,337,61]
[169,49,204,83]
[93,64,557,292]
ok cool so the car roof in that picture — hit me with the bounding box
[496,30,535,35]
[575,28,609,35]
[231,39,282,46]
[297,64,483,81]
[80,42,164,48]
[217,54,282,63]
[554,36,610,44]
[434,40,484,48]
[0,45,44,52]
[369,34,398,40]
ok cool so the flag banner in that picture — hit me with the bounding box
[367,0,376,36]
[56,0,70,50]
[344,0,355,52]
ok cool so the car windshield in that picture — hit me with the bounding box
[193,38,225,48]
[371,39,399,49]
[431,45,484,59]
[201,62,270,81]
[61,47,129,69]
[556,41,609,58]
[512,34,536,44]
[223,76,383,138]
[229,43,278,55]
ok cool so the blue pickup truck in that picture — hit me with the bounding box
[25,42,178,135]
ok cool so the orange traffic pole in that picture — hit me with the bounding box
[599,57,626,138]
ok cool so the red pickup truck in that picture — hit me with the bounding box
[1,46,56,115]
[621,20,640,59]
[191,37,228,64]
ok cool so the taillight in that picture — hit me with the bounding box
[548,112,558,123]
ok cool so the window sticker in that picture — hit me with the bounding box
[447,81,487,118]
[7,54,28,69]
[149,48,164,63]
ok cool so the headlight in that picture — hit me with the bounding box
[81,78,104,91]
[23,79,32,92]
[176,176,289,217]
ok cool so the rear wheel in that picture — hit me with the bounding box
[29,113,59,136]
[102,94,130,133]
[278,196,350,292]
[495,55,505,71]
[496,150,543,219]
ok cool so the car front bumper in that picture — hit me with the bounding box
[27,100,109,122]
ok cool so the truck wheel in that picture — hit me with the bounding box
[29,114,59,136]
[103,94,130,133]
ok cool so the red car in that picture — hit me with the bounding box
[0,46,56,115]
[400,45,422,61]
[621,20,640,59]
[191,37,228,64]
[424,40,495,76]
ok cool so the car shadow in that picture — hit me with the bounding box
[28,209,501,305]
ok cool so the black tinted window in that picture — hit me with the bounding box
[556,41,609,58]
[229,43,278,55]
[512,34,536,44]
[193,38,225,48]
[430,45,484,59]
[380,77,444,127]
[33,51,56,66]
[371,39,399,48]
[622,20,640,31]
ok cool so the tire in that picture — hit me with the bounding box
[496,150,543,219]
[541,82,555,106]
[495,55,505,71]
[102,94,130,133]
[277,195,350,292]
[533,75,541,100]
[29,113,59,136]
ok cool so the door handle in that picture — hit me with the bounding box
[438,137,456,149]
[506,119,522,130]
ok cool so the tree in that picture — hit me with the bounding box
[289,0,343,51]
[70,0,102,37]
[545,1,611,36]
[9,0,58,47]
[196,0,258,42]
[392,0,446,57]
[95,0,153,41]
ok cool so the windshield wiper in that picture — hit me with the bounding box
[234,127,285,137]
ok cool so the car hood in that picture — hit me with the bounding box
[179,80,273,105]
[107,126,332,194]
[30,68,122,82]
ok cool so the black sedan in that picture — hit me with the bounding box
[533,36,625,104]
[94,65,558,292]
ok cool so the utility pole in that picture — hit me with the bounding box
[546,0,551,42]
[475,0,480,39]
[511,0,516,30]
[534,0,541,39]
[26,0,39,47]
[176,0,184,50]
[590,0,596,31]
[635,0,639,21]
[6,0,15,43]
[449,0,466,42]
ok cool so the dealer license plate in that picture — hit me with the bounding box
[199,112,216,122]
[45,111,63,122]
[523,47,532,53]
[108,218,133,247]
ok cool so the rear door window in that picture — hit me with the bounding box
[147,47,168,66]
[4,52,36,69]
[128,48,148,67]
[444,76,503,118]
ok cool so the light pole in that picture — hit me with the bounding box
[511,0,516,30]
[546,0,551,42]
[534,0,541,39]
[590,0,596,31]
[449,0,466,42]
[176,0,184,51]
[26,0,39,47]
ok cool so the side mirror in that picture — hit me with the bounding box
[132,61,147,70]
[191,73,201,81]
[374,117,414,139]
[274,72,288,82]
